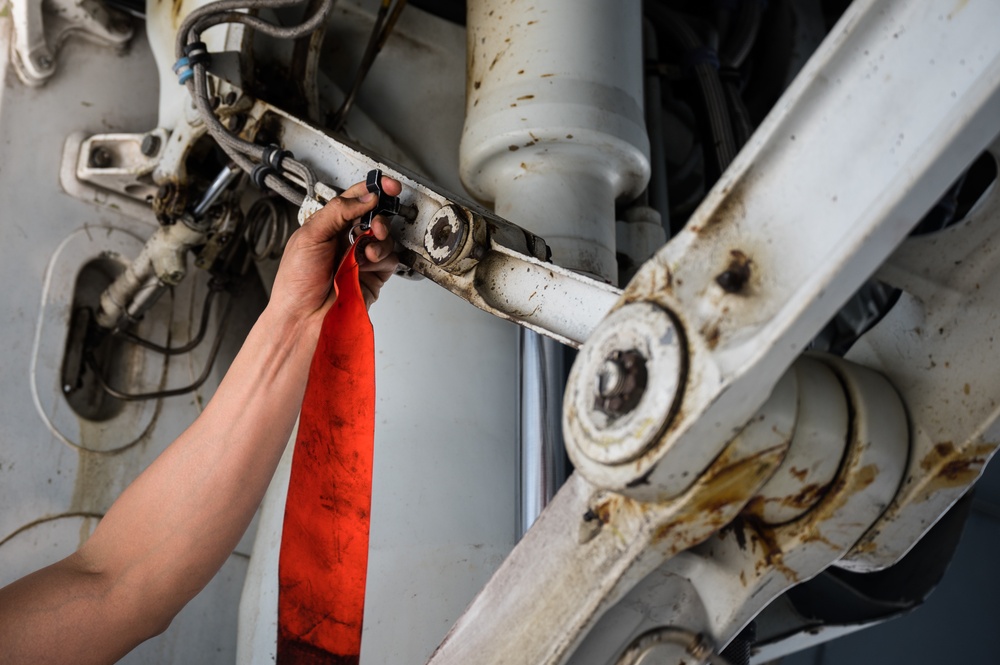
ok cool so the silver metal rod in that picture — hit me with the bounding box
[192,163,241,218]
[518,329,567,537]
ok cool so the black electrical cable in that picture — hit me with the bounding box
[89,293,236,402]
[719,0,763,150]
[720,0,763,69]
[724,79,754,148]
[329,0,409,131]
[115,287,220,356]
[647,6,738,177]
[174,0,332,205]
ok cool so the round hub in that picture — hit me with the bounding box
[566,302,684,466]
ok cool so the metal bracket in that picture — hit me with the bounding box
[10,0,133,87]
[75,130,169,204]
[259,102,621,348]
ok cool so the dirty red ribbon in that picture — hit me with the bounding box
[277,238,376,664]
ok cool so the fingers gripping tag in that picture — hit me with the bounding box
[277,237,376,664]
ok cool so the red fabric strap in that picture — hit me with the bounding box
[277,241,376,664]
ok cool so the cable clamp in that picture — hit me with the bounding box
[251,164,277,192]
[262,144,294,171]
[173,42,212,85]
[682,46,720,75]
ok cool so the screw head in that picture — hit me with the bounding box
[424,205,471,267]
[594,350,648,418]
[140,134,161,157]
[597,358,625,399]
[225,114,245,132]
[89,147,113,169]
[565,302,684,467]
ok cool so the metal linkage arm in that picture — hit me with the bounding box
[563,0,1000,502]
[426,2,1000,663]
[265,105,621,348]
[844,136,1000,570]
[427,372,797,665]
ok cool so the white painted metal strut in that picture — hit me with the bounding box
[266,105,622,348]
[425,1,1000,663]
[565,0,1000,501]
[844,136,1000,571]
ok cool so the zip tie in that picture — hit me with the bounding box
[683,46,720,74]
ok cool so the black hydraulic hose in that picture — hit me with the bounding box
[329,0,409,131]
[648,6,738,175]
[90,293,235,402]
[725,79,754,148]
[721,0,763,69]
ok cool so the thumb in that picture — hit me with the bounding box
[300,193,378,242]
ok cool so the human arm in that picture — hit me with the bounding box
[0,177,401,665]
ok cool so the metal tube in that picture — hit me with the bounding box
[192,163,241,218]
[460,0,650,282]
[517,329,567,536]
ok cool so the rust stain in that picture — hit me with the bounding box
[745,480,830,523]
[724,515,797,582]
[851,539,877,554]
[789,466,808,482]
[787,483,826,512]
[715,249,753,294]
[947,0,970,20]
[751,524,794,580]
[652,442,788,553]
[591,499,613,525]
[171,0,186,26]
[701,323,721,350]
[921,441,956,470]
[695,176,751,236]
[916,441,997,496]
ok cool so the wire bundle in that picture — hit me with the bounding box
[175,0,333,205]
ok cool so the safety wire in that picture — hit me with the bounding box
[174,0,333,206]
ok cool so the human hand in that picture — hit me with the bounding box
[268,176,402,329]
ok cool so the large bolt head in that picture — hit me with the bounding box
[594,350,648,417]
[565,302,684,466]
[424,205,470,267]
[141,134,161,157]
[89,147,113,169]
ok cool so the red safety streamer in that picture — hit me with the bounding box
[277,240,375,664]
